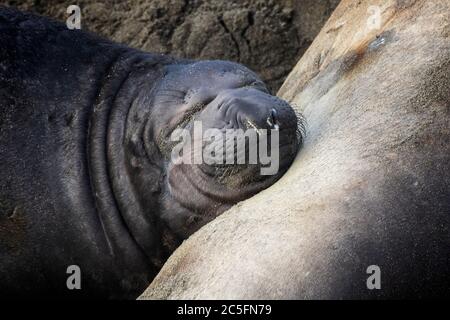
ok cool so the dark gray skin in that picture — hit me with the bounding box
[0,8,301,298]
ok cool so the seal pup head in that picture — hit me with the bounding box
[147,61,303,239]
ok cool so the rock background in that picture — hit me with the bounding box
[5,0,339,92]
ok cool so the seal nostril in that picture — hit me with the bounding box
[271,109,278,124]
[267,108,278,129]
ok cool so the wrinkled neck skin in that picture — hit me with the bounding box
[88,50,181,270]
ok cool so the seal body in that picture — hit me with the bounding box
[0,8,301,298]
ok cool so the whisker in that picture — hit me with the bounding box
[291,103,307,148]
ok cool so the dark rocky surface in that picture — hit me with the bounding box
[5,0,339,92]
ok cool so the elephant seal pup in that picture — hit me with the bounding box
[0,7,301,298]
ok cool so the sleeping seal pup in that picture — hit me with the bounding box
[0,7,302,298]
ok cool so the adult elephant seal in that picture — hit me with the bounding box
[0,8,301,299]
[141,0,450,299]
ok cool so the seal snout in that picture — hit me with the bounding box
[190,87,301,178]
[208,88,288,132]
[242,107,280,133]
